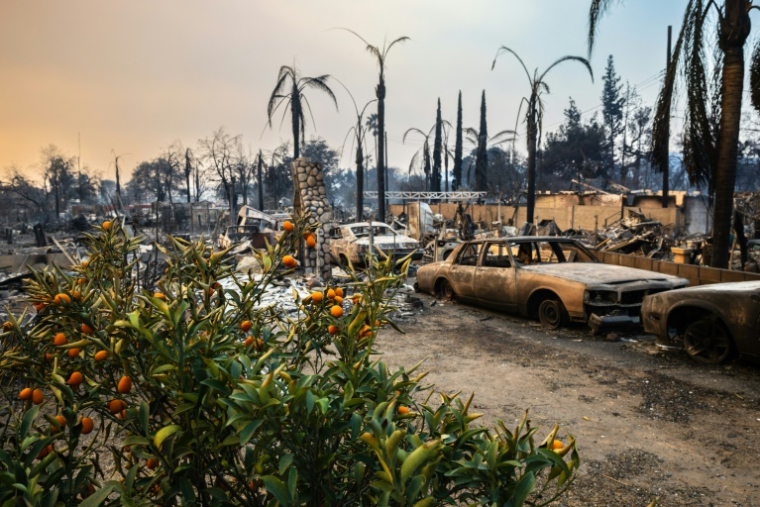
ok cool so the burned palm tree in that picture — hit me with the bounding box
[589,0,758,269]
[404,121,452,191]
[337,29,409,220]
[267,64,338,160]
[462,126,516,189]
[336,80,377,220]
[492,47,593,224]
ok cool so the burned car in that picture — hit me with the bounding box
[329,222,422,266]
[642,280,760,364]
[415,237,689,330]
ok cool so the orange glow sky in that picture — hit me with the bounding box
[0,0,687,183]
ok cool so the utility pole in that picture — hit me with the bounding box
[384,131,389,220]
[662,25,672,208]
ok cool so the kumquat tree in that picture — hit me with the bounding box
[0,219,579,506]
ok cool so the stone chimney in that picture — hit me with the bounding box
[292,158,332,279]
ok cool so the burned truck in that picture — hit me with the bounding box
[415,237,689,331]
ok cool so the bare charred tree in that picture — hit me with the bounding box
[267,65,338,160]
[199,128,241,225]
[337,29,409,221]
[184,148,193,203]
[257,150,265,211]
[453,91,464,190]
[492,47,593,224]
[589,0,757,267]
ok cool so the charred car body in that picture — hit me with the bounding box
[415,237,689,330]
[642,281,760,364]
[329,222,422,266]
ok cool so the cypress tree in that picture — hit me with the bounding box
[453,91,463,190]
[432,98,443,192]
[475,91,489,192]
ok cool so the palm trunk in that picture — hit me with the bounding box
[711,45,745,268]
[257,153,264,211]
[526,103,538,225]
[356,142,364,220]
[377,76,386,221]
[292,86,301,160]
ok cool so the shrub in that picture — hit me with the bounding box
[0,220,579,506]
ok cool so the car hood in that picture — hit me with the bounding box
[519,263,683,286]
[353,236,419,248]
[657,280,760,294]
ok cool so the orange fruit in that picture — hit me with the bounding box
[328,325,339,335]
[103,220,112,230]
[241,320,253,332]
[68,348,80,358]
[334,296,343,305]
[19,387,32,400]
[37,444,53,460]
[330,305,343,318]
[81,324,94,335]
[257,338,264,348]
[398,406,410,415]
[68,371,83,386]
[81,417,94,434]
[32,389,44,405]
[109,399,126,414]
[81,260,88,268]
[94,350,108,361]
[53,333,67,346]
[311,292,324,303]
[306,234,316,248]
[146,458,159,470]
[359,325,371,338]
[283,221,294,232]
[53,415,66,431]
[44,353,54,361]
[375,320,381,327]
[117,376,132,394]
[335,288,344,297]
[154,292,166,300]
[283,255,298,268]
[552,440,564,451]
[77,278,86,285]
[34,302,45,311]
[352,295,361,304]
[54,294,71,305]
[71,291,81,299]
[118,409,127,420]
[2,321,12,331]
[244,336,254,347]
[327,289,336,300]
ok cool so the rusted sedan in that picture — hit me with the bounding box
[415,237,689,330]
[642,281,760,364]
[329,222,422,266]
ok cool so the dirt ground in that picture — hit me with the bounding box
[378,282,760,507]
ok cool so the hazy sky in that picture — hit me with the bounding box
[0,0,689,183]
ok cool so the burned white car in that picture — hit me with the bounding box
[329,222,422,266]
[415,237,689,331]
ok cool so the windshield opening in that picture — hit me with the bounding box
[350,225,396,238]
[508,241,599,265]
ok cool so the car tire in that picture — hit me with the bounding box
[682,315,733,364]
[538,299,567,329]
[439,279,455,301]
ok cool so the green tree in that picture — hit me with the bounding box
[589,0,758,268]
[338,29,409,221]
[601,55,625,174]
[492,47,593,224]
[453,91,464,190]
[267,65,338,160]
[432,98,443,192]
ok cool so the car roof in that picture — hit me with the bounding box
[464,236,580,244]
[344,222,391,228]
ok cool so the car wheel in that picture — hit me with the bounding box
[439,279,455,301]
[538,299,567,329]
[683,316,733,364]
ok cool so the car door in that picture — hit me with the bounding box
[447,243,480,301]
[474,242,518,311]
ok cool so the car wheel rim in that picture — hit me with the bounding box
[683,319,731,364]
[442,281,454,300]
[540,301,561,329]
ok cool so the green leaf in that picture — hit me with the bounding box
[412,499,435,507]
[239,420,263,445]
[79,484,115,507]
[20,405,39,440]
[510,471,536,507]
[279,453,294,475]
[139,401,149,434]
[154,424,182,449]
[262,475,289,506]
